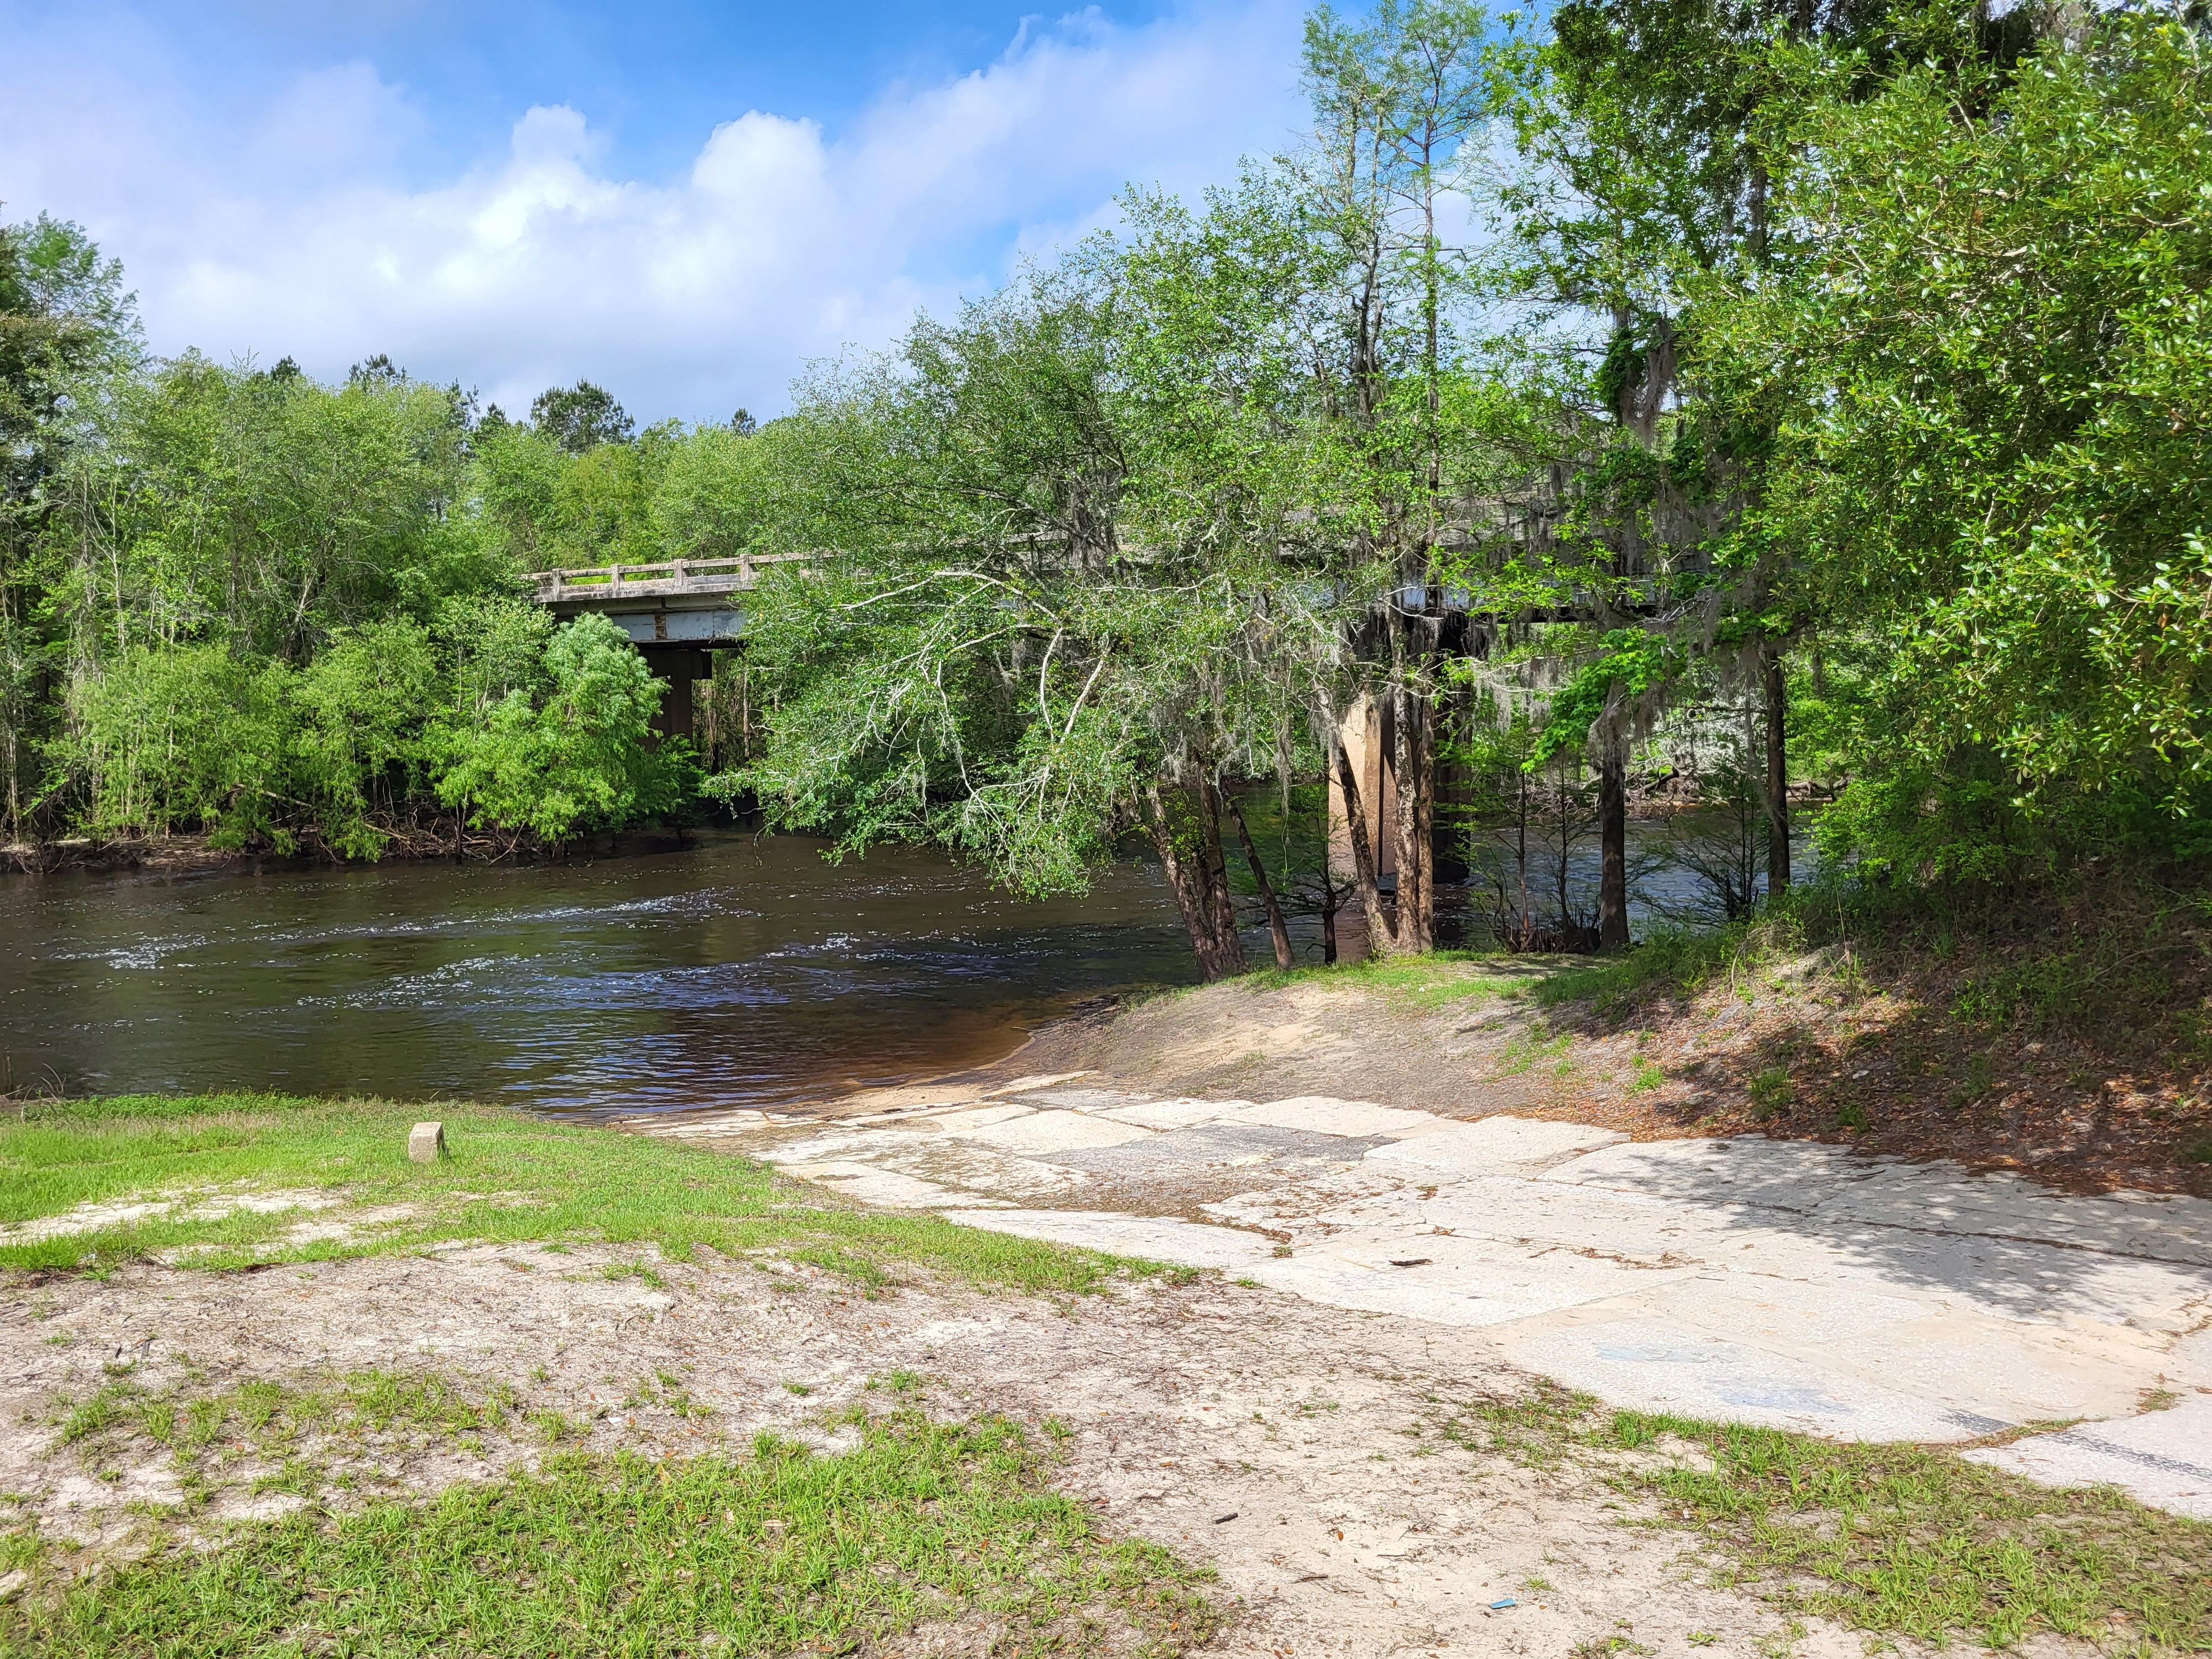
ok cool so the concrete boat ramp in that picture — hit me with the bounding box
[631,1077,2212,1519]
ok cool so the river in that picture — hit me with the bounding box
[0,832,1198,1118]
[1,816,1808,1118]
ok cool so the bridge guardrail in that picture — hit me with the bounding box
[530,551,812,601]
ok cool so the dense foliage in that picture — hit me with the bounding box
[1717,10,2212,875]
[3,0,2204,965]
[0,312,744,849]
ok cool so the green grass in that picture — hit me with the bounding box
[1746,1066,1795,1118]
[1439,1384,2211,1652]
[1241,948,1558,1011]
[2,1408,1219,1658]
[32,1364,551,1536]
[0,1093,1159,1294]
[1497,1021,1574,1076]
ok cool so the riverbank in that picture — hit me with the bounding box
[7,1093,2208,1656]
[979,906,2212,1197]
[0,824,711,877]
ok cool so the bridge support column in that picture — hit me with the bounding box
[640,647,709,742]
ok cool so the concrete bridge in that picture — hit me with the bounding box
[530,554,805,737]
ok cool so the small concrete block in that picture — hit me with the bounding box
[921,1103,1037,1131]
[782,1161,963,1208]
[1965,1386,2212,1518]
[407,1121,447,1163]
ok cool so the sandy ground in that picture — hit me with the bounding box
[1,1240,2104,1659]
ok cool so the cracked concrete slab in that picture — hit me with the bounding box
[640,1086,2212,1518]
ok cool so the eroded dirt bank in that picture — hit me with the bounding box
[966,948,2212,1197]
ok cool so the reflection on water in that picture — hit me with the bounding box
[0,833,1199,1118]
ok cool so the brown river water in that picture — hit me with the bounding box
[0,832,1200,1119]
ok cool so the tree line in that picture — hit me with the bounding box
[3,0,2204,977]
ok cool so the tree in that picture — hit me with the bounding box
[1703,7,2212,876]
[0,212,139,837]
[1291,2,1496,956]
[531,381,634,453]
[435,612,688,845]
[726,256,1374,978]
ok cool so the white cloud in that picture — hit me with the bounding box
[1,2,1309,421]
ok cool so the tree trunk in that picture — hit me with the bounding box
[1516,767,1530,937]
[1390,680,1434,954]
[1226,792,1296,971]
[1144,779,1247,981]
[1555,771,1572,929]
[1195,773,1243,962]
[1331,723,1395,956]
[1411,687,1434,948]
[1764,646,1791,896]
[1599,738,1630,951]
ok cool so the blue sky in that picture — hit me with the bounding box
[1,1,1310,420]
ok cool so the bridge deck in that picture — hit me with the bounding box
[530,552,808,606]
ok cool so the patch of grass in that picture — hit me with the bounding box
[1498,1022,1574,1077]
[3,1410,1219,1658]
[1570,1635,1651,1658]
[0,1093,1160,1297]
[1610,1410,2210,1651]
[1948,1049,1997,1109]
[1628,1058,1666,1094]
[1746,1067,1794,1119]
[55,1368,532,1491]
[58,1381,141,1446]
[1834,1102,1871,1131]
[1436,1383,2211,1652]
[1532,923,1756,1015]
[1439,1379,1590,1469]
[533,1408,589,1445]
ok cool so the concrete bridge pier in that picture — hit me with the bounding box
[637,646,712,741]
